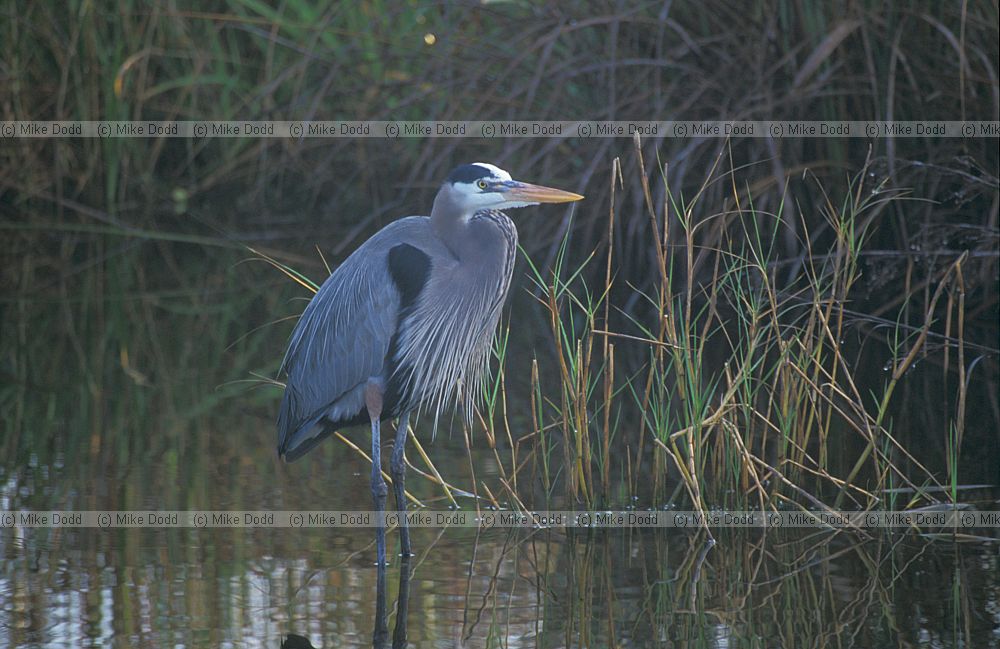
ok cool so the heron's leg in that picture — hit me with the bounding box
[392,556,412,647]
[373,561,388,648]
[365,381,387,566]
[391,410,412,557]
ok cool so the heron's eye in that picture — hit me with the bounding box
[476,179,489,190]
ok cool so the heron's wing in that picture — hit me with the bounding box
[276,231,401,460]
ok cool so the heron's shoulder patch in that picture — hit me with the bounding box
[387,243,431,307]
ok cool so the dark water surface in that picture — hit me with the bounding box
[3,411,999,648]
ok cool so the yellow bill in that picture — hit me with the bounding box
[505,181,584,204]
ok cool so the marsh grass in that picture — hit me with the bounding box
[478,139,994,516]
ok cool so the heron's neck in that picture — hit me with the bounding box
[430,190,473,259]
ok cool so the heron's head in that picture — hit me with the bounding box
[439,163,583,216]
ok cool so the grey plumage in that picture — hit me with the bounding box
[276,162,582,564]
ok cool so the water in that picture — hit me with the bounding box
[2,411,998,648]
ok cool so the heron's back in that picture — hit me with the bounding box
[277,218,427,459]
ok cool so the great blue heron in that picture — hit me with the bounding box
[277,162,583,564]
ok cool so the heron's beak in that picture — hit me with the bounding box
[504,181,584,204]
